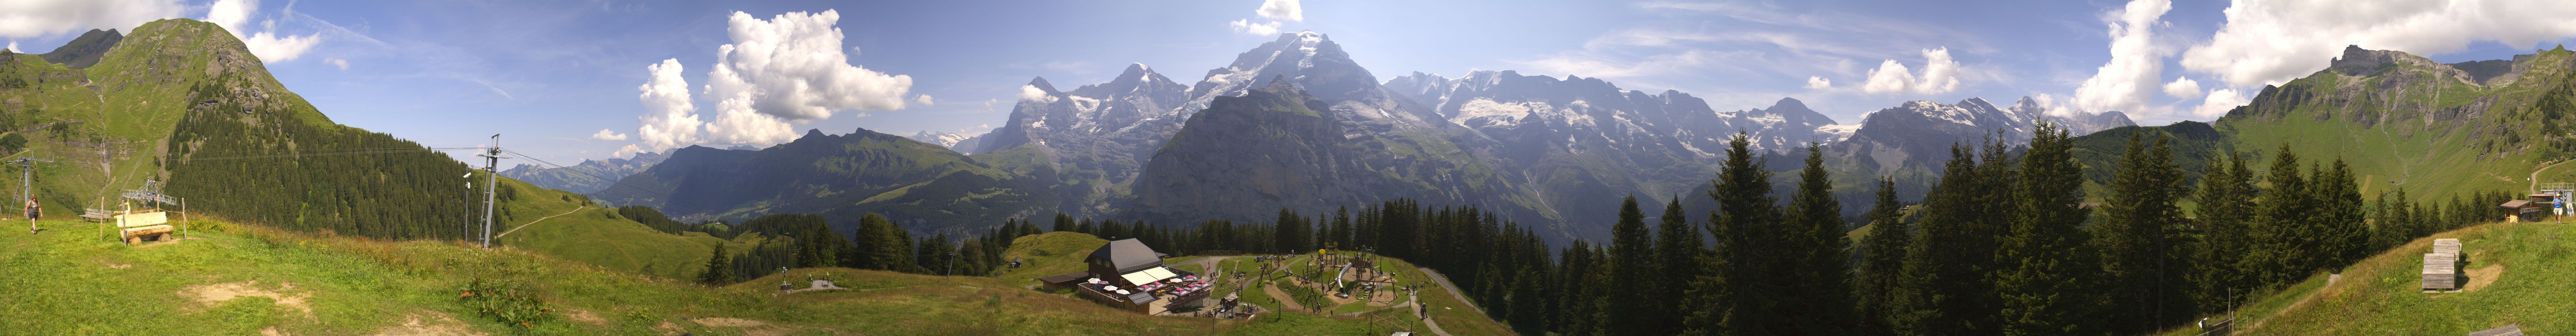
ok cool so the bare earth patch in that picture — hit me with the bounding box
[370,311,485,336]
[179,281,311,316]
[2461,264,2503,292]
[692,317,803,336]
[562,308,607,325]
[654,321,684,336]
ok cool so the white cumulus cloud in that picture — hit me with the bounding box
[635,58,703,152]
[1257,0,1303,21]
[2072,0,2172,115]
[589,129,629,141]
[612,144,643,159]
[1230,19,1281,36]
[1805,76,1831,89]
[3,41,15,53]
[0,0,182,38]
[701,10,914,145]
[2162,76,2201,98]
[2182,0,2576,87]
[1860,47,1961,95]
[2192,88,2250,118]
[1019,84,1054,102]
[914,94,934,106]
[203,0,322,63]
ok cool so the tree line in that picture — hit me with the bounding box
[1072,126,2507,336]
[653,123,2512,335]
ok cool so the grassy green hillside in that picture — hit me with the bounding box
[486,176,734,281]
[2065,47,2576,206]
[0,220,1255,335]
[0,219,1515,335]
[2166,220,2576,335]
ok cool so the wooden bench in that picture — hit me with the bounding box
[113,210,173,245]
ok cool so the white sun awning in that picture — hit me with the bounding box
[1120,270,1164,286]
[1143,267,1178,281]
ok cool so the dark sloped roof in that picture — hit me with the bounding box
[1091,238,1164,274]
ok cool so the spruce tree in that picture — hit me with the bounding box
[2092,133,2196,333]
[1605,196,1657,335]
[1686,132,1773,336]
[2250,145,2314,286]
[699,244,734,285]
[1557,242,1610,336]
[2192,152,2258,313]
[1783,143,1856,335]
[1994,123,2100,336]
[2319,159,2369,267]
[1856,177,1910,336]
[1890,143,2003,336]
[1655,195,1702,335]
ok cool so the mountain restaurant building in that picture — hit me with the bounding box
[1036,239,1213,314]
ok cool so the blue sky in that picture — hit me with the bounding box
[7,0,2576,164]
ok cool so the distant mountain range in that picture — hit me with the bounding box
[595,31,2140,242]
[500,149,672,195]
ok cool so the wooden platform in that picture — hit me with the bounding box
[2423,239,2464,291]
[2466,324,2522,336]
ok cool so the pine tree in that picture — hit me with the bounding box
[1994,123,2100,336]
[1856,177,1910,336]
[2092,133,2196,333]
[1052,213,1075,233]
[699,244,734,285]
[1783,143,1855,335]
[1654,195,1702,335]
[1686,132,1772,336]
[2318,159,2369,268]
[1557,242,1610,336]
[2250,145,2312,286]
[1891,143,2004,336]
[2190,152,2258,314]
[1605,196,1656,335]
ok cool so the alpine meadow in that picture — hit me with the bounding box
[5,0,2576,335]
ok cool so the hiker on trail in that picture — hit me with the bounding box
[24,196,37,234]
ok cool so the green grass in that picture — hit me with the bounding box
[996,231,1111,288]
[0,220,1235,335]
[2210,221,2576,334]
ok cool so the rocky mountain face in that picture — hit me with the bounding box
[597,128,1055,236]
[1123,32,1556,234]
[973,63,1192,213]
[38,29,121,69]
[500,150,671,195]
[1385,70,1848,224]
[906,130,984,154]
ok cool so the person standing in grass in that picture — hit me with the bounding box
[24,196,36,234]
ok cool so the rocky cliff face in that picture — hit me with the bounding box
[1124,32,1556,235]
[973,63,1192,212]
